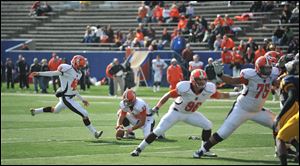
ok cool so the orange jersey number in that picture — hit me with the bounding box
[185,102,202,112]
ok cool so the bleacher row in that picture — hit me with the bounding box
[1,1,299,53]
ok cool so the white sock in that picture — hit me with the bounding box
[138,139,149,151]
[86,124,97,135]
[34,107,44,114]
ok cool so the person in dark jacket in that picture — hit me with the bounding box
[16,55,29,89]
[5,58,15,89]
[40,59,50,93]
[123,62,135,90]
[30,58,42,93]
[109,58,125,96]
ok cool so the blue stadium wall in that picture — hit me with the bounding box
[1,39,254,86]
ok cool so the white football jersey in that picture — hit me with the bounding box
[119,97,151,118]
[57,64,82,96]
[152,59,167,73]
[237,67,279,112]
[170,81,216,114]
[189,61,204,71]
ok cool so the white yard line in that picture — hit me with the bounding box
[1,93,280,103]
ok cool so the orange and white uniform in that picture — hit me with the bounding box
[216,67,279,139]
[152,81,220,136]
[119,97,154,138]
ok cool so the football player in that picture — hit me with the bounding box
[193,56,279,158]
[274,59,299,165]
[131,69,239,157]
[30,55,103,139]
[152,55,167,92]
[116,89,155,139]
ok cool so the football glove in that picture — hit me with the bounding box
[150,106,159,116]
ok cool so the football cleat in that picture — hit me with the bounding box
[131,148,142,157]
[193,150,204,158]
[94,131,103,139]
[203,150,218,157]
[30,109,35,116]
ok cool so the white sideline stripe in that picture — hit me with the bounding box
[1,146,275,162]
[1,93,280,103]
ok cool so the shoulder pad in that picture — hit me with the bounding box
[135,98,148,110]
[240,68,256,79]
[176,81,191,94]
[152,59,157,63]
[204,82,216,94]
[58,64,72,72]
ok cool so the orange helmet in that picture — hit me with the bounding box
[190,69,207,89]
[71,55,86,70]
[122,89,136,107]
[255,56,272,78]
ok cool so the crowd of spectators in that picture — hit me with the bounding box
[29,1,53,17]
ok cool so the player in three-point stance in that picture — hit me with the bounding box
[30,55,103,139]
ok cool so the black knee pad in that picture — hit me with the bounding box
[83,118,91,126]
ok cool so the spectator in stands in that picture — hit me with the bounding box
[246,37,258,51]
[171,27,178,40]
[135,28,145,47]
[261,1,274,12]
[30,58,42,93]
[213,14,224,27]
[250,1,262,12]
[170,30,186,55]
[177,15,188,33]
[193,21,206,43]
[138,23,148,36]
[48,52,61,92]
[5,58,15,89]
[205,57,217,84]
[21,43,29,50]
[281,26,294,45]
[214,34,222,51]
[245,47,255,64]
[280,4,292,24]
[221,47,233,64]
[93,25,102,43]
[148,40,158,51]
[221,35,235,50]
[16,54,29,89]
[178,1,186,14]
[106,24,114,43]
[167,3,180,23]
[290,2,299,23]
[137,2,149,23]
[287,37,298,54]
[254,45,266,63]
[106,62,114,96]
[109,58,125,96]
[80,1,91,9]
[162,4,170,22]
[223,14,234,34]
[189,54,204,72]
[186,2,194,18]
[152,4,163,23]
[238,40,247,58]
[82,25,93,43]
[115,30,125,47]
[167,58,183,90]
[40,58,49,93]
[146,24,156,42]
[231,47,244,77]
[271,26,285,45]
[29,1,42,17]
[41,1,53,13]
[161,27,171,46]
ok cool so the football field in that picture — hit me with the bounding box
[0,86,295,165]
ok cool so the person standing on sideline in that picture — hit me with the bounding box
[152,55,167,92]
[167,58,183,90]
[48,52,62,92]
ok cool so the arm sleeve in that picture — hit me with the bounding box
[38,71,62,77]
[277,88,296,120]
[169,89,179,98]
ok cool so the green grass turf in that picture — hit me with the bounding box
[1,85,296,165]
